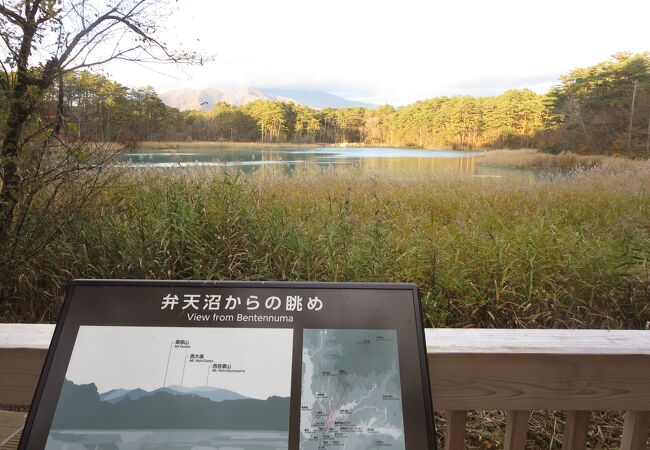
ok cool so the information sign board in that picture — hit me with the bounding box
[20,280,436,450]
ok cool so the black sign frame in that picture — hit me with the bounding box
[20,280,436,450]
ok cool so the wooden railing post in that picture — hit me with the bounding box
[444,410,467,450]
[620,411,650,450]
[504,410,529,450]
[3,326,650,449]
[562,411,589,450]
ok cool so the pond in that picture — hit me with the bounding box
[120,145,498,176]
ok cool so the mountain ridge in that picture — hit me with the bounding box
[53,379,289,430]
[98,384,251,404]
[160,86,377,111]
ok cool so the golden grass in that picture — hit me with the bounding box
[3,149,649,448]
[5,153,649,330]
[479,148,647,172]
[137,141,325,150]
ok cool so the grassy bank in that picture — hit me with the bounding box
[136,141,325,150]
[481,147,650,169]
[3,151,649,330]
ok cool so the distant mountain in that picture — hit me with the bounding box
[160,88,223,112]
[98,388,129,403]
[162,385,250,402]
[263,88,377,109]
[99,387,149,403]
[160,86,377,111]
[54,380,289,430]
[221,87,274,106]
[99,384,250,404]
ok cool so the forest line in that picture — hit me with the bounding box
[3,52,649,155]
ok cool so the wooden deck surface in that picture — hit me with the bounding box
[0,411,25,450]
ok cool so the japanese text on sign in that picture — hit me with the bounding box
[161,294,323,312]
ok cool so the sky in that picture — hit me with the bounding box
[104,0,650,106]
[64,326,293,399]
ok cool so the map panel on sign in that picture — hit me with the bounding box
[300,329,406,450]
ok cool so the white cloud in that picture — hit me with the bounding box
[103,0,650,105]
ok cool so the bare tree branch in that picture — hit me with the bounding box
[63,45,141,72]
[0,0,203,266]
[0,4,26,27]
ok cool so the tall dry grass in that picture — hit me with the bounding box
[4,151,649,331]
[480,148,647,172]
[2,149,649,448]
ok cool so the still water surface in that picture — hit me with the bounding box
[120,146,496,176]
[46,429,287,450]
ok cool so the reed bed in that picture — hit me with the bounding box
[4,152,649,331]
[2,149,649,448]
[480,148,621,171]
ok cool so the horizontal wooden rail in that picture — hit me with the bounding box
[1,325,649,449]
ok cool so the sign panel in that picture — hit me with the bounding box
[20,280,436,450]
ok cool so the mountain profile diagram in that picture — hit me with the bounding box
[45,325,293,450]
[98,384,250,404]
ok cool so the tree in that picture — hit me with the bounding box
[483,90,546,148]
[294,104,322,143]
[128,86,171,141]
[0,0,199,243]
[59,71,131,141]
[244,100,295,142]
[546,53,650,154]
[335,107,365,143]
[0,0,200,306]
[363,105,395,145]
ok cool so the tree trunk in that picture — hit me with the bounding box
[0,75,32,243]
[646,112,650,155]
[0,52,56,243]
[626,80,638,152]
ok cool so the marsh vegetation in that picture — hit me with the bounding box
[4,150,648,332]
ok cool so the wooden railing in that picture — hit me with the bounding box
[1,325,649,449]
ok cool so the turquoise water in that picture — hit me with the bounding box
[120,146,487,175]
